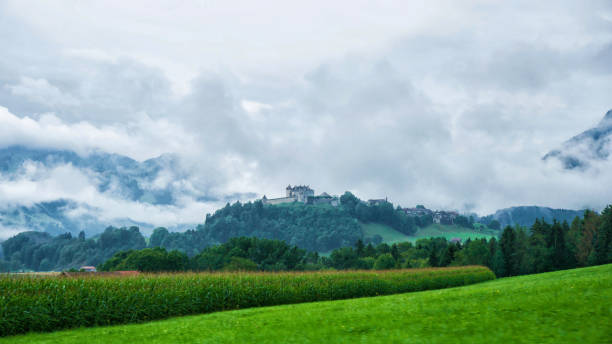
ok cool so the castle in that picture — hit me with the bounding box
[262,185,339,206]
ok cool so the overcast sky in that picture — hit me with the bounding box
[1,0,611,224]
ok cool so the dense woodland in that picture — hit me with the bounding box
[1,195,609,274]
[98,206,611,277]
[0,192,444,271]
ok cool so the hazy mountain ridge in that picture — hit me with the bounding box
[0,145,257,237]
[0,145,193,205]
[543,109,612,169]
[0,199,151,237]
[481,206,585,228]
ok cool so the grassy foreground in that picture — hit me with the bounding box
[4,264,610,344]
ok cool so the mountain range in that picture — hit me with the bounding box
[543,109,612,169]
[0,130,603,242]
[0,145,254,238]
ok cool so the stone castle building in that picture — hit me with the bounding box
[262,185,338,206]
[285,185,314,202]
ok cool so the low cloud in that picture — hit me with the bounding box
[0,0,611,241]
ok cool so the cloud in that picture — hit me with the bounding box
[0,160,226,228]
[0,106,196,161]
[0,0,611,241]
[0,225,28,241]
[6,77,80,107]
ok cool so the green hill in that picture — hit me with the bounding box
[360,222,412,244]
[412,223,497,241]
[7,264,610,343]
[362,222,497,245]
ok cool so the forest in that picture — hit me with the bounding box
[1,194,607,274]
[0,192,441,271]
[98,205,611,277]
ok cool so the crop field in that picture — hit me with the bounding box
[4,264,609,344]
[0,266,493,336]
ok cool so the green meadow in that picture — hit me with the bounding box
[362,222,496,244]
[3,264,610,343]
[413,223,497,241]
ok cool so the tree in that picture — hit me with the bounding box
[491,248,505,277]
[499,226,517,276]
[576,210,600,266]
[592,205,612,265]
[355,239,365,257]
[440,243,459,267]
[550,221,569,270]
[391,244,399,261]
[364,243,376,257]
[489,220,501,230]
[329,247,359,270]
[374,253,396,270]
[340,192,360,215]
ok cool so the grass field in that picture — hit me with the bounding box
[412,223,497,241]
[360,222,412,244]
[4,264,610,343]
[362,222,497,245]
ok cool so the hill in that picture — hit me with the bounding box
[7,264,610,343]
[0,145,253,237]
[413,223,497,241]
[543,109,612,169]
[361,222,496,245]
[481,206,585,228]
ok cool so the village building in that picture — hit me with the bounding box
[309,192,340,206]
[433,211,459,225]
[403,206,433,217]
[367,198,388,206]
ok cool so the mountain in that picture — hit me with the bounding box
[0,145,253,238]
[481,206,585,228]
[0,145,206,205]
[0,200,150,237]
[543,109,612,169]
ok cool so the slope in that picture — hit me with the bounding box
[543,109,612,169]
[362,222,497,244]
[6,264,609,344]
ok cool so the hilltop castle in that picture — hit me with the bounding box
[262,185,338,206]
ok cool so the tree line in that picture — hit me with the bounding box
[98,205,611,275]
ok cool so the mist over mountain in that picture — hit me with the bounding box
[543,110,612,169]
[0,145,255,238]
[480,206,585,229]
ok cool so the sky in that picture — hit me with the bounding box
[1,0,611,229]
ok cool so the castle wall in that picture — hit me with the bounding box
[264,197,296,205]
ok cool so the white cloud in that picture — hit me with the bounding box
[6,77,80,107]
[0,160,224,228]
[0,106,196,161]
[0,0,611,241]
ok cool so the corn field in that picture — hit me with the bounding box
[0,266,494,336]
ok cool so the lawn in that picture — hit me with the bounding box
[4,264,610,343]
